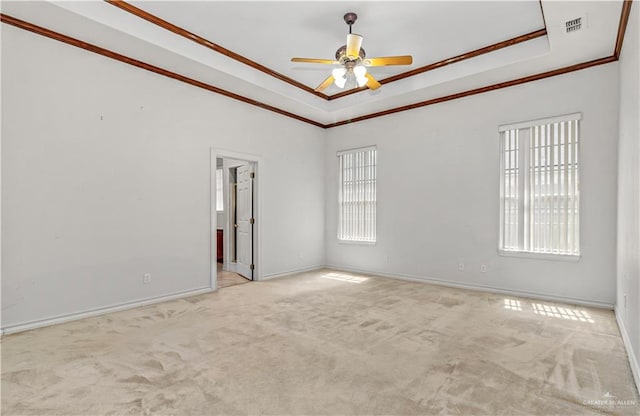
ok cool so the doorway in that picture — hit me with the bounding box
[212,151,259,290]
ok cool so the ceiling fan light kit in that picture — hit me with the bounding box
[291,12,413,93]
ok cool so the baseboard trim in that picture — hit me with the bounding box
[1,266,615,335]
[326,265,615,309]
[1,286,214,336]
[615,307,640,395]
[261,265,325,281]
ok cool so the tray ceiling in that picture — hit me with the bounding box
[0,1,630,127]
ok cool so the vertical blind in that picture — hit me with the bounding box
[502,128,520,251]
[338,146,377,242]
[500,114,580,256]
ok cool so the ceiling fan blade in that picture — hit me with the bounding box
[363,55,413,66]
[346,34,363,58]
[315,75,335,92]
[291,58,339,64]
[365,73,381,90]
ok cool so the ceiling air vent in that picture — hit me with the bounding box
[564,15,587,34]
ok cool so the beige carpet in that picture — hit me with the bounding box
[2,269,638,415]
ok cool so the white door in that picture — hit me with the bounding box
[235,164,253,279]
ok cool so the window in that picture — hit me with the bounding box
[499,113,581,257]
[216,168,224,211]
[338,146,377,243]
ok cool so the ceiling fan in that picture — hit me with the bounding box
[291,12,413,93]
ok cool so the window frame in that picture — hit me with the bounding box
[337,145,377,244]
[498,113,582,261]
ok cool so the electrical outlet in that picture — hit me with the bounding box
[480,265,487,273]
[458,262,465,271]
[143,273,151,284]
[383,255,390,264]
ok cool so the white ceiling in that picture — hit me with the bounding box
[133,1,545,88]
[1,1,625,125]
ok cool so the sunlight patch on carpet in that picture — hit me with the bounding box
[504,299,522,311]
[532,303,595,323]
[321,272,368,283]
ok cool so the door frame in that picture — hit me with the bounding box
[210,148,262,290]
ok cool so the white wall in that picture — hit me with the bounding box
[616,2,640,392]
[1,25,325,330]
[325,63,620,307]
[0,8,629,336]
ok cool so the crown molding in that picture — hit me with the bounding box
[106,0,547,101]
[327,29,547,100]
[615,0,634,59]
[104,0,328,100]
[1,0,633,130]
[324,56,616,128]
[0,14,324,128]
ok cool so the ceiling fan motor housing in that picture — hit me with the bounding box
[335,45,366,63]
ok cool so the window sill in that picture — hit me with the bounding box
[498,250,581,262]
[338,239,376,246]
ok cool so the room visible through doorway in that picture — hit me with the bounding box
[215,156,256,288]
